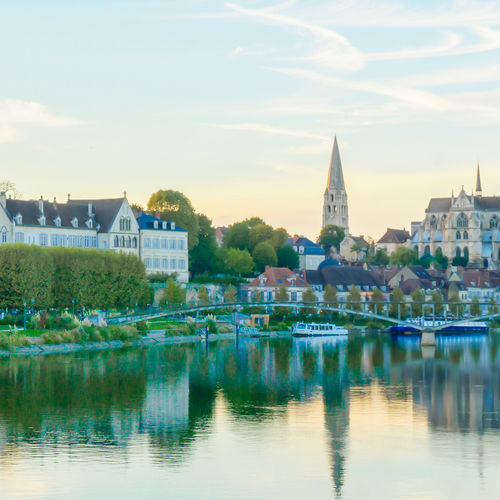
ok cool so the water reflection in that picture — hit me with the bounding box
[0,333,498,499]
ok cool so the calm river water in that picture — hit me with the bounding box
[0,333,499,500]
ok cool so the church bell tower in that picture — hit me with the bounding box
[322,136,349,232]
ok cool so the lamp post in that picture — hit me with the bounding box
[23,301,27,330]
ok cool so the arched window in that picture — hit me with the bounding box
[490,216,499,229]
[1,227,7,244]
[127,217,131,231]
[121,236,125,247]
[463,230,468,240]
[456,247,461,258]
[424,245,430,255]
[126,236,131,248]
[119,218,123,231]
[328,205,331,213]
[457,212,468,228]
[132,237,137,248]
[114,235,119,247]
[429,215,437,228]
[463,247,469,261]
[456,231,461,240]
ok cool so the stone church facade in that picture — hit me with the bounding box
[411,167,500,269]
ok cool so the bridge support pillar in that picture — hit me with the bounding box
[420,330,436,346]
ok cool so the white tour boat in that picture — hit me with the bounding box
[292,322,348,337]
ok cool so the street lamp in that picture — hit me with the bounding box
[23,301,27,330]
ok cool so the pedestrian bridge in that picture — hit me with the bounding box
[109,300,499,333]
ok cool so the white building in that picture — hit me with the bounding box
[0,193,189,281]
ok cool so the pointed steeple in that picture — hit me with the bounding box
[326,136,345,189]
[475,163,482,197]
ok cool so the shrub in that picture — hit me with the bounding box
[41,332,64,345]
[0,333,32,350]
[136,321,149,332]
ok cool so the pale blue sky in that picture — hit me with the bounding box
[1,0,499,240]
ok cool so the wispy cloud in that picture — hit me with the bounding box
[0,99,83,143]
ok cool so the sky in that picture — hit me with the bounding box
[0,0,499,241]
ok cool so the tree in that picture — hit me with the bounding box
[277,245,299,270]
[248,223,274,250]
[370,288,384,314]
[452,256,468,267]
[244,216,266,228]
[470,297,480,316]
[275,286,289,303]
[366,248,389,266]
[162,278,186,306]
[190,214,217,275]
[346,285,362,311]
[448,283,463,317]
[252,241,277,271]
[222,248,254,276]
[430,290,444,315]
[418,254,435,269]
[197,285,210,305]
[223,221,250,250]
[317,225,345,254]
[323,284,338,307]
[223,285,237,303]
[435,248,449,270]
[270,227,288,249]
[389,287,407,318]
[389,246,418,266]
[488,296,499,314]
[410,288,425,317]
[302,287,316,306]
[0,180,21,199]
[147,190,199,249]
[130,203,144,214]
[351,240,369,261]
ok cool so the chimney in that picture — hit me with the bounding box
[0,191,5,208]
[88,202,93,216]
[38,196,44,214]
[67,193,71,202]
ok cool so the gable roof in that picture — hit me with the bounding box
[68,198,125,232]
[377,228,410,244]
[248,267,307,287]
[307,265,381,289]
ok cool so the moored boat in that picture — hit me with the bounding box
[292,322,348,337]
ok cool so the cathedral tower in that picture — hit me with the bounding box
[322,136,349,232]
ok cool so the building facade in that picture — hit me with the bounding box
[287,236,325,270]
[0,193,189,281]
[322,136,349,232]
[410,167,500,269]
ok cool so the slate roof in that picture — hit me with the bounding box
[68,198,124,232]
[399,279,438,294]
[136,212,187,232]
[306,265,381,290]
[287,236,325,256]
[426,195,500,212]
[248,267,307,287]
[6,199,94,229]
[377,228,410,244]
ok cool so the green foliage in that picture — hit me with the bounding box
[346,285,362,311]
[317,225,345,254]
[205,318,218,333]
[430,290,444,315]
[418,254,435,269]
[248,224,274,250]
[302,287,316,304]
[198,285,210,305]
[389,246,418,266]
[223,221,250,250]
[369,288,384,314]
[223,285,237,303]
[161,279,186,306]
[275,286,289,303]
[220,248,254,276]
[365,247,389,265]
[389,287,407,317]
[452,256,468,267]
[0,333,32,351]
[147,189,199,249]
[277,245,299,270]
[0,244,151,310]
[470,297,480,316]
[323,284,338,307]
[448,283,463,316]
[270,228,288,249]
[488,296,499,314]
[434,248,449,269]
[189,213,217,275]
[252,241,277,271]
[410,288,425,317]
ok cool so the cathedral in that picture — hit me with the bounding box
[411,166,500,269]
[322,136,349,232]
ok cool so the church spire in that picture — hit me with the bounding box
[475,163,482,197]
[326,136,345,190]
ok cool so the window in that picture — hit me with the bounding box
[51,234,57,246]
[328,206,331,213]
[463,230,468,240]
[1,227,6,244]
[162,258,168,269]
[39,233,48,246]
[87,219,93,229]
[162,222,167,229]
[291,291,297,301]
[463,247,469,261]
[15,213,22,224]
[144,238,151,248]
[39,215,46,226]
[170,239,176,249]
[15,232,24,243]
[72,217,78,228]
[457,212,468,228]
[178,259,185,269]
[132,237,137,248]
[153,258,160,269]
[126,236,131,248]
[144,258,152,269]
[74,235,80,247]
[456,247,461,257]
[154,221,158,229]
[54,216,61,227]
[424,245,430,255]
[429,215,437,228]
[456,231,461,240]
[153,238,160,249]
[121,236,125,248]
[114,235,119,247]
[170,258,176,269]
[161,239,167,249]
[179,239,185,250]
[490,216,499,229]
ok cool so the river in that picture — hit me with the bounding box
[0,333,498,499]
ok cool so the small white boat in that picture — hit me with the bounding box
[292,322,348,337]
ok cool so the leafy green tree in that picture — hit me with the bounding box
[366,248,389,266]
[389,246,418,266]
[147,190,199,249]
[275,286,289,303]
[270,227,288,249]
[452,256,468,267]
[470,297,480,316]
[346,285,362,311]
[244,216,266,228]
[223,221,250,250]
[434,248,449,270]
[317,225,345,254]
[162,279,186,306]
[418,254,436,269]
[277,245,299,270]
[410,288,425,317]
[448,283,463,316]
[302,287,316,303]
[190,213,217,275]
[222,248,254,276]
[369,288,384,314]
[323,284,338,307]
[248,223,274,250]
[488,296,499,314]
[430,290,444,315]
[223,285,237,303]
[197,285,210,305]
[252,241,277,271]
[389,287,407,318]
[130,202,144,213]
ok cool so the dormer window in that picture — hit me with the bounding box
[154,221,158,229]
[171,222,175,230]
[162,221,167,229]
[54,216,61,227]
[15,213,22,225]
[87,219,93,229]
[39,215,46,226]
[71,217,78,228]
